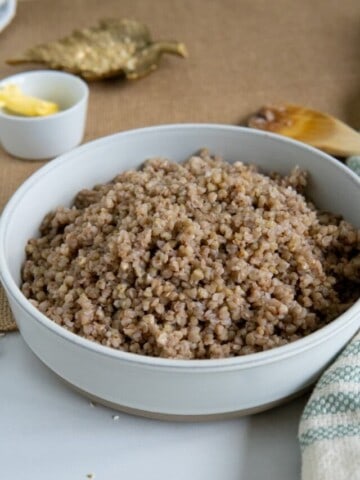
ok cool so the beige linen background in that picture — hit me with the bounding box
[1,0,360,330]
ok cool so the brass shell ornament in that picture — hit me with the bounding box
[7,18,188,81]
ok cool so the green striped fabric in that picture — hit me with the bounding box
[299,330,360,479]
[316,365,360,388]
[300,424,360,448]
[302,392,360,421]
[340,339,360,357]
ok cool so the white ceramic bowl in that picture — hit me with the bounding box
[0,70,88,160]
[0,125,359,420]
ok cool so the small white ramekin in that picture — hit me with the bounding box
[0,70,88,160]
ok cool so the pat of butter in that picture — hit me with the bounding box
[0,84,59,117]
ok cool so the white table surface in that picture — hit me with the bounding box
[1,332,306,480]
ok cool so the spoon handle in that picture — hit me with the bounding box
[318,123,360,157]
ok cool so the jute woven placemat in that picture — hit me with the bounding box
[0,286,16,331]
[1,0,360,331]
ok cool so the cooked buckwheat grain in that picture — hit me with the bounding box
[21,150,360,359]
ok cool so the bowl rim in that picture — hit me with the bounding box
[0,69,89,122]
[1,123,359,371]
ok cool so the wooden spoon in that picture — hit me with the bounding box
[248,104,360,157]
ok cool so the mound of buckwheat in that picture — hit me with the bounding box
[21,150,360,359]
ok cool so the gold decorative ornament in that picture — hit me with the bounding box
[7,18,188,81]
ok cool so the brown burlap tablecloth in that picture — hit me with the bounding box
[1,0,360,331]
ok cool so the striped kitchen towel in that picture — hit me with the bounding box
[299,330,360,480]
